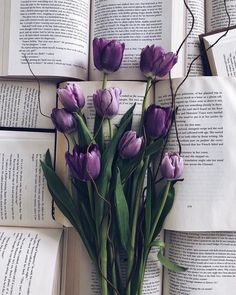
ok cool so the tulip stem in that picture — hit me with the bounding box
[149,180,171,244]
[102,73,108,89]
[108,119,113,139]
[139,78,152,135]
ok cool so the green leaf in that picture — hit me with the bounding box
[145,139,164,157]
[144,168,152,244]
[94,104,135,231]
[93,113,104,152]
[74,112,94,146]
[45,149,53,168]
[153,184,175,237]
[150,239,165,249]
[158,249,187,272]
[41,161,96,260]
[114,168,131,252]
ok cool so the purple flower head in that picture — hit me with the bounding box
[65,144,101,182]
[160,152,184,180]
[57,84,85,112]
[51,108,76,133]
[140,45,178,79]
[93,87,121,118]
[118,130,143,159]
[144,104,172,139]
[93,37,125,73]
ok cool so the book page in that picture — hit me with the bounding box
[0,81,56,128]
[63,228,163,295]
[89,0,185,81]
[5,0,90,79]
[0,130,60,228]
[163,231,236,295]
[206,0,236,32]
[0,227,62,295]
[185,0,205,76]
[203,28,236,76]
[155,77,236,231]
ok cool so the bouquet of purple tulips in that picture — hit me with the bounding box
[41,38,186,295]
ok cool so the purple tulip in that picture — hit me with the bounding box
[93,87,121,118]
[144,104,172,138]
[51,108,76,133]
[118,131,143,159]
[140,45,178,79]
[160,152,184,180]
[93,37,125,73]
[58,84,85,112]
[65,144,101,181]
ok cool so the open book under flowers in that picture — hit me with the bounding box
[41,38,187,295]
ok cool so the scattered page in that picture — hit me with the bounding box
[163,231,236,295]
[0,227,62,295]
[89,0,185,80]
[4,0,90,79]
[0,130,59,228]
[0,81,56,128]
[155,77,236,231]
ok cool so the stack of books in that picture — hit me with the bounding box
[1,0,236,294]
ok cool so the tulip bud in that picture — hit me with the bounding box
[51,108,76,133]
[93,37,125,73]
[140,45,177,79]
[65,144,101,181]
[93,87,121,118]
[160,152,184,180]
[144,104,172,139]
[118,131,143,159]
[58,84,85,112]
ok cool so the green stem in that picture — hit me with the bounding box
[102,72,108,89]
[139,77,152,134]
[108,118,113,139]
[109,243,117,294]
[87,181,94,219]
[126,157,150,295]
[149,181,171,243]
[100,216,108,295]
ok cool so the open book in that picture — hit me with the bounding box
[57,77,236,294]
[0,80,63,295]
[1,0,236,80]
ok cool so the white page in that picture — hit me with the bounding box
[0,130,60,228]
[6,0,90,79]
[155,77,236,231]
[206,0,236,32]
[0,227,62,295]
[185,0,205,76]
[89,0,185,81]
[163,231,236,295]
[0,81,56,128]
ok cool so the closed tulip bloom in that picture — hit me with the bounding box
[93,87,121,118]
[140,45,177,79]
[51,108,76,133]
[58,84,85,112]
[160,152,184,180]
[118,131,143,159]
[93,37,125,73]
[65,144,101,181]
[144,104,172,138]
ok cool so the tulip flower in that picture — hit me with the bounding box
[93,87,121,118]
[58,84,85,112]
[118,131,143,159]
[144,104,172,139]
[160,152,184,180]
[51,108,76,133]
[93,37,125,73]
[140,45,177,79]
[65,144,101,181]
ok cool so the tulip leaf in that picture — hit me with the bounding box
[158,249,187,272]
[95,104,135,231]
[94,113,104,152]
[41,161,96,261]
[144,168,153,244]
[45,149,53,168]
[145,139,164,157]
[114,168,131,252]
[75,113,94,146]
[152,183,175,239]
